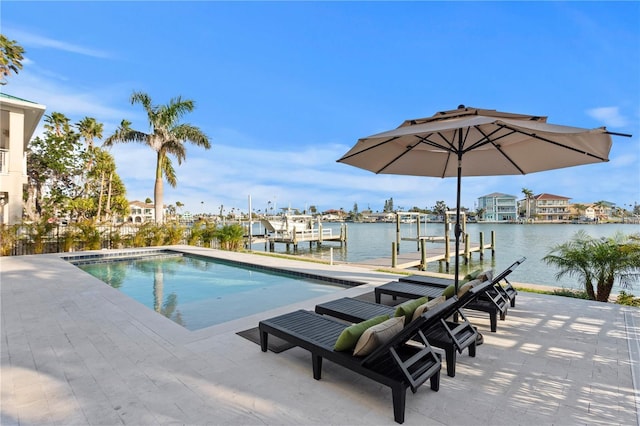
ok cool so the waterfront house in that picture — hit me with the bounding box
[583,205,597,221]
[0,93,46,225]
[583,202,614,221]
[321,209,346,222]
[477,192,518,222]
[531,193,572,221]
[127,200,155,223]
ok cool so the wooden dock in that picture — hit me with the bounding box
[358,211,496,271]
[356,241,493,270]
[253,224,347,252]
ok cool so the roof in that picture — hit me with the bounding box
[129,200,154,208]
[0,92,41,104]
[480,192,518,199]
[0,92,47,149]
[534,193,571,200]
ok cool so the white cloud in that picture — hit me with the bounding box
[586,106,628,128]
[7,28,112,59]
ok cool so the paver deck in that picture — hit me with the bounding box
[1,246,638,425]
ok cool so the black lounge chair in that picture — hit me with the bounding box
[258,299,460,424]
[315,284,490,378]
[399,257,526,308]
[374,281,445,304]
[375,263,521,332]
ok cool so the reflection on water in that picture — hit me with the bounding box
[78,255,343,330]
[80,257,186,326]
[250,222,640,292]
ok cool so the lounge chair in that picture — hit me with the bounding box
[373,281,445,304]
[315,284,491,377]
[258,299,460,424]
[375,263,521,332]
[399,257,525,308]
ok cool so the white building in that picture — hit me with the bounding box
[0,93,46,225]
[477,192,518,222]
[127,200,155,223]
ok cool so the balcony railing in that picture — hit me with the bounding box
[0,149,7,174]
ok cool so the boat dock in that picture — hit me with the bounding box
[355,235,494,270]
[357,211,495,271]
[264,224,346,251]
[247,216,347,252]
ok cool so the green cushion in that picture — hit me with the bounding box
[394,297,428,325]
[442,284,456,299]
[334,314,390,351]
[463,269,482,281]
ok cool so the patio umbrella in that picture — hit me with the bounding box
[337,105,631,291]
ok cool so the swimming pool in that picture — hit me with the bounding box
[72,251,350,331]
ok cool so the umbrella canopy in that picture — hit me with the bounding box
[337,105,630,290]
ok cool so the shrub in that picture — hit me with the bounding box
[544,231,640,302]
[616,291,640,307]
[163,222,185,245]
[216,224,245,251]
[0,224,19,256]
[76,221,102,250]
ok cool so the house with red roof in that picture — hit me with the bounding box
[531,193,572,222]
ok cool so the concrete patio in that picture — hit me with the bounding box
[1,246,638,425]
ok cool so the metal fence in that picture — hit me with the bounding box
[0,223,214,256]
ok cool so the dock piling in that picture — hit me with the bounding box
[491,231,496,257]
[391,242,397,268]
[464,233,470,264]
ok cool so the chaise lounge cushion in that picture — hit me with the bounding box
[412,295,446,321]
[394,297,428,325]
[458,279,482,298]
[463,269,482,281]
[353,316,405,356]
[334,314,390,351]
[478,269,493,282]
[443,284,456,299]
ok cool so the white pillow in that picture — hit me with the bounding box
[412,295,446,321]
[353,316,404,356]
[478,269,493,282]
[458,279,483,297]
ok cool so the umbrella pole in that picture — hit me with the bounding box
[454,143,463,294]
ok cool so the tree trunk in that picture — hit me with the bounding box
[154,152,164,224]
[105,172,113,221]
[25,184,37,221]
[585,277,596,300]
[96,171,105,221]
[596,276,615,302]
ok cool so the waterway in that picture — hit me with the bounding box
[249,222,640,294]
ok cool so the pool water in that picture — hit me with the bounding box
[77,254,346,330]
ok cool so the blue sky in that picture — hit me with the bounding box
[3,1,639,215]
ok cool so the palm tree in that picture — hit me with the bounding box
[543,230,640,302]
[573,203,587,220]
[77,117,104,200]
[77,117,103,151]
[593,200,609,222]
[104,92,211,223]
[0,35,25,85]
[521,188,534,220]
[44,112,72,137]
